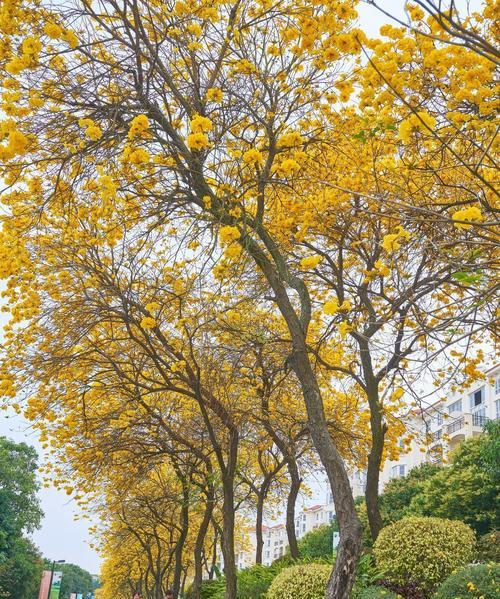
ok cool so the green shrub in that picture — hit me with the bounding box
[433,564,499,599]
[476,531,500,563]
[373,516,476,596]
[294,521,338,559]
[266,564,331,599]
[355,586,401,599]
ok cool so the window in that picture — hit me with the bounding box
[437,412,443,426]
[265,551,270,559]
[496,378,500,395]
[391,464,406,478]
[448,399,462,414]
[328,511,334,522]
[302,524,305,533]
[470,388,484,410]
[496,399,500,419]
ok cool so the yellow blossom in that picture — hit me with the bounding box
[300,255,322,270]
[452,206,483,230]
[242,148,263,165]
[140,316,156,329]
[219,226,240,243]
[187,132,209,151]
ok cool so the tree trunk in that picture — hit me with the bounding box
[221,475,237,599]
[286,458,301,559]
[292,350,363,599]
[172,482,190,597]
[191,489,215,599]
[255,489,266,564]
[365,397,386,541]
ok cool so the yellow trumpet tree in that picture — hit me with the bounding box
[0,0,498,596]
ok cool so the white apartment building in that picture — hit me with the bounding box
[379,363,500,489]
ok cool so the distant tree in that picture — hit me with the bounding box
[295,521,338,560]
[379,463,442,524]
[0,437,43,599]
[0,537,43,599]
[58,563,95,599]
[411,433,500,535]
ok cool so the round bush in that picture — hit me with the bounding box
[476,531,500,563]
[356,586,401,599]
[266,564,331,599]
[373,516,476,596]
[433,563,499,599]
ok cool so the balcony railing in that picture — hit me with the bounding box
[447,417,464,434]
[472,414,489,427]
[432,429,442,442]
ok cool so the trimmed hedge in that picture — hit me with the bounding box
[433,563,499,599]
[373,516,475,596]
[266,564,331,599]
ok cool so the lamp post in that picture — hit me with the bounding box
[47,560,66,599]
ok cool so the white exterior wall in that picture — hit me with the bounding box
[379,364,500,490]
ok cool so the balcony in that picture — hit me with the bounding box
[472,414,489,427]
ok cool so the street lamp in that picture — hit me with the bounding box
[47,560,66,599]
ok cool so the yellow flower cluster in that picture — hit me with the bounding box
[452,206,483,230]
[128,114,150,140]
[323,298,351,315]
[398,111,437,143]
[187,115,213,151]
[140,316,156,329]
[0,122,28,160]
[206,87,223,103]
[219,226,240,243]
[277,131,303,148]
[300,255,322,270]
[242,148,263,165]
[273,158,301,177]
[79,118,102,141]
[382,226,411,253]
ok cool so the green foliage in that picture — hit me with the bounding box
[380,464,441,523]
[295,521,338,559]
[0,437,43,537]
[479,420,499,482]
[433,564,500,599]
[266,564,331,599]
[0,536,43,599]
[475,531,500,563]
[355,587,401,599]
[373,516,476,596]
[411,436,500,535]
[0,437,43,599]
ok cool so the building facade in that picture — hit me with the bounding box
[379,363,500,489]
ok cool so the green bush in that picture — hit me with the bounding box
[476,531,500,563]
[373,516,476,596]
[266,564,331,599]
[433,564,499,599]
[294,521,338,559]
[355,586,401,599]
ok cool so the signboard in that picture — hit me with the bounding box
[332,531,340,549]
[49,572,63,599]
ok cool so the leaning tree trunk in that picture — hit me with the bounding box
[191,487,215,599]
[360,349,386,541]
[285,458,301,559]
[172,481,190,598]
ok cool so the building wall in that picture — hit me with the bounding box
[379,364,500,490]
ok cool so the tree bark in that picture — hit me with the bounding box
[221,474,237,599]
[255,488,266,565]
[172,480,190,598]
[191,487,215,599]
[286,458,301,559]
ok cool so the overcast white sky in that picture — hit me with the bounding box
[0,0,476,579]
